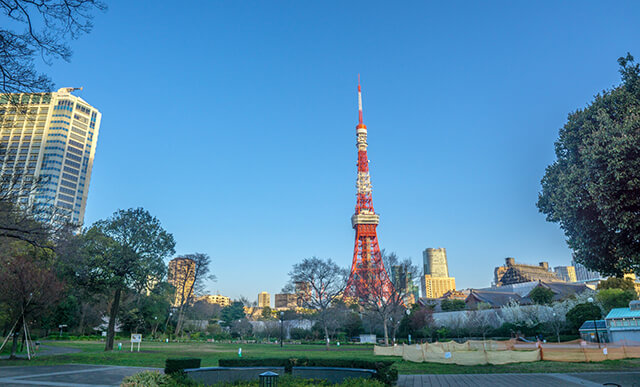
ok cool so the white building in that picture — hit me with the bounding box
[0,88,102,224]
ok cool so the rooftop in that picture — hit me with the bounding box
[605,307,640,320]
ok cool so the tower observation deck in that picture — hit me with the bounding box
[344,77,394,301]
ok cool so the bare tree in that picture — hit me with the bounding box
[171,253,215,336]
[285,257,348,350]
[0,241,63,358]
[0,0,106,93]
[361,252,419,345]
[466,309,502,340]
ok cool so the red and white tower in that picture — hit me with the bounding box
[345,77,394,301]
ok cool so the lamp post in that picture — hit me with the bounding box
[279,311,284,348]
[406,309,411,344]
[163,312,173,338]
[588,297,601,349]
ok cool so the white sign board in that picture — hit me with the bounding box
[130,334,142,352]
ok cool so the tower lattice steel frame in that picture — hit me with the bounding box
[344,77,394,301]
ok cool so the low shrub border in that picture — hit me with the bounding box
[217,358,397,385]
[164,358,202,374]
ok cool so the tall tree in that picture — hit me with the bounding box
[171,253,215,335]
[87,208,175,351]
[285,257,348,349]
[538,53,640,276]
[1,0,106,93]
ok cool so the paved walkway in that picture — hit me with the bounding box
[398,372,640,387]
[0,364,160,387]
[1,366,639,386]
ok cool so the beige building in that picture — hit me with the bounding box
[494,258,560,286]
[554,266,577,282]
[168,257,197,307]
[295,281,311,306]
[197,294,231,307]
[274,293,297,310]
[423,248,449,278]
[421,247,456,298]
[258,291,270,308]
[422,275,456,299]
[0,88,102,224]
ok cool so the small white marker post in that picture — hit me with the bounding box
[131,334,142,352]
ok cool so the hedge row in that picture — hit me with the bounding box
[217,358,397,385]
[164,358,201,374]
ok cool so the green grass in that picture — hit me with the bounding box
[1,340,640,374]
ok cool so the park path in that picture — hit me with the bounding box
[398,371,640,387]
[0,364,160,387]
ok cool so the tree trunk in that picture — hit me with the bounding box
[78,302,87,335]
[323,323,330,350]
[10,315,23,359]
[383,318,389,346]
[174,303,185,336]
[105,287,122,351]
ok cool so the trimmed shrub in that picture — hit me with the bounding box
[121,371,172,387]
[165,358,201,374]
[217,358,397,385]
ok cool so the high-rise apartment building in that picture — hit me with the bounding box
[274,293,297,310]
[571,259,602,281]
[422,275,456,299]
[258,291,270,308]
[421,247,455,298]
[0,88,101,224]
[197,294,231,307]
[423,248,449,278]
[168,257,197,307]
[554,266,577,282]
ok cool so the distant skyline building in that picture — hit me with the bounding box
[168,257,197,307]
[423,248,449,278]
[391,265,419,304]
[554,266,577,282]
[572,259,603,281]
[295,281,311,306]
[197,294,231,307]
[494,257,560,286]
[258,291,270,308]
[422,275,456,299]
[274,293,297,310]
[0,88,101,224]
[421,247,455,298]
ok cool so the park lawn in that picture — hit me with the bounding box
[1,341,640,375]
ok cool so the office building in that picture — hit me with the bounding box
[554,266,577,282]
[422,275,456,299]
[423,248,449,278]
[572,259,602,281]
[168,257,196,307]
[421,247,456,298]
[493,257,560,286]
[295,281,311,306]
[392,265,419,304]
[0,88,101,224]
[197,294,231,307]
[274,293,297,310]
[258,291,270,308]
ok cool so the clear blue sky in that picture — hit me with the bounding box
[45,1,640,301]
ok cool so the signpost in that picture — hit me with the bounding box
[130,334,142,352]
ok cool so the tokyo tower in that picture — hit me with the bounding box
[344,77,394,301]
